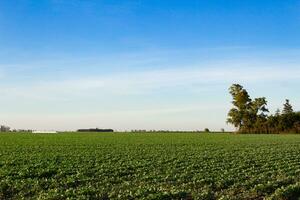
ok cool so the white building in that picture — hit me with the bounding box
[32,130,58,134]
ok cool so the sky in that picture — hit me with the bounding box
[0,0,300,131]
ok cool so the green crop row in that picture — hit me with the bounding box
[0,133,299,199]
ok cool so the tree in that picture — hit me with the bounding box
[227,84,252,130]
[227,84,269,133]
[0,125,10,132]
[275,109,281,116]
[278,99,295,132]
[294,121,300,133]
[227,85,300,134]
[282,99,293,115]
[267,115,280,133]
[251,98,269,117]
[244,97,269,133]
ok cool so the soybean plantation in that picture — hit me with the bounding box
[0,133,300,199]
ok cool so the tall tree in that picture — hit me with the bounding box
[227,84,252,130]
[227,84,269,133]
[282,99,293,115]
[251,98,269,116]
[275,109,281,116]
[248,97,269,133]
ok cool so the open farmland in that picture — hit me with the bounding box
[0,133,300,200]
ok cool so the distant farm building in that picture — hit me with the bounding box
[32,130,58,134]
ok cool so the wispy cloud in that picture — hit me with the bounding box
[1,63,300,100]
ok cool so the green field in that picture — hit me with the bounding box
[0,133,300,200]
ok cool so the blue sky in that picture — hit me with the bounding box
[0,0,300,131]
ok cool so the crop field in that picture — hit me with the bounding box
[0,133,300,200]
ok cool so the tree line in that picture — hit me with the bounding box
[227,84,300,134]
[77,128,114,132]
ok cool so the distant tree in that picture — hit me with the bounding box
[204,128,210,132]
[282,99,293,115]
[294,121,300,133]
[275,108,281,116]
[77,128,113,132]
[220,128,225,132]
[278,100,296,132]
[0,125,10,132]
[267,115,279,133]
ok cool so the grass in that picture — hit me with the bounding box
[0,133,300,199]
